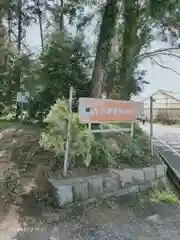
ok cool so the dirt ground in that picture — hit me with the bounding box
[1,191,180,240]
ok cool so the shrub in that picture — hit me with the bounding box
[40,100,153,168]
[91,137,118,167]
[119,136,149,166]
[40,99,94,167]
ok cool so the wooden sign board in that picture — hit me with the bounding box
[78,98,137,123]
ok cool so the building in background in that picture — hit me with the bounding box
[143,90,180,123]
[131,96,145,120]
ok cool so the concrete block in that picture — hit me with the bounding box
[143,167,156,181]
[156,164,167,178]
[132,169,145,182]
[56,185,73,206]
[73,182,89,201]
[88,178,103,198]
[118,169,133,186]
[103,175,121,193]
[49,179,73,206]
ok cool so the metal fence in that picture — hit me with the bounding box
[144,108,180,122]
[142,91,180,123]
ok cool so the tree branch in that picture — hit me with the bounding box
[150,57,180,75]
[158,52,180,61]
[140,47,180,61]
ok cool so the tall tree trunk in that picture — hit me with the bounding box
[16,0,22,119]
[17,0,22,54]
[7,8,12,105]
[90,0,118,98]
[54,0,64,31]
[7,9,11,42]
[37,0,44,48]
[119,0,139,100]
[60,0,64,30]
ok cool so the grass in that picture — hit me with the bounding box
[0,118,45,131]
[140,188,180,205]
[150,190,179,204]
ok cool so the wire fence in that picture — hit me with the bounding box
[144,93,180,123]
[144,108,180,122]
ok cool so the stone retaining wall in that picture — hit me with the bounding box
[49,164,167,207]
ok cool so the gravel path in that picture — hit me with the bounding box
[1,193,180,240]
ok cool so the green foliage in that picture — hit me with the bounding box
[119,137,149,166]
[150,190,179,204]
[92,123,152,168]
[40,99,153,169]
[91,137,118,167]
[113,124,151,166]
[1,0,180,118]
[40,99,94,167]
[29,31,92,119]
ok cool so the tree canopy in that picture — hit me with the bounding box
[0,0,180,119]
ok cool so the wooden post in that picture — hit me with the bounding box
[63,86,73,177]
[150,96,153,156]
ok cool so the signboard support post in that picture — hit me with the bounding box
[16,92,30,122]
[20,101,23,122]
[130,123,134,139]
[86,123,92,166]
[150,96,153,156]
[63,86,73,177]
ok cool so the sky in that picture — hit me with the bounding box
[25,23,180,100]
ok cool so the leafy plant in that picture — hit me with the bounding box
[40,99,94,167]
[150,190,179,205]
[119,132,150,166]
[91,139,118,167]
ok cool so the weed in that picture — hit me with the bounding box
[150,190,179,204]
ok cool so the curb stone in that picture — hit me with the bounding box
[49,164,167,207]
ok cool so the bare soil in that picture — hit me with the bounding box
[0,121,161,240]
[0,122,109,236]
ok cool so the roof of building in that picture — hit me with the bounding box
[142,89,180,103]
[156,89,180,102]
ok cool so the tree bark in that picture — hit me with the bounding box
[7,7,12,105]
[60,0,64,30]
[90,0,118,98]
[37,0,44,48]
[119,0,139,100]
[16,0,22,119]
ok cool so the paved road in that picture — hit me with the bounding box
[141,123,180,171]
[142,123,180,149]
